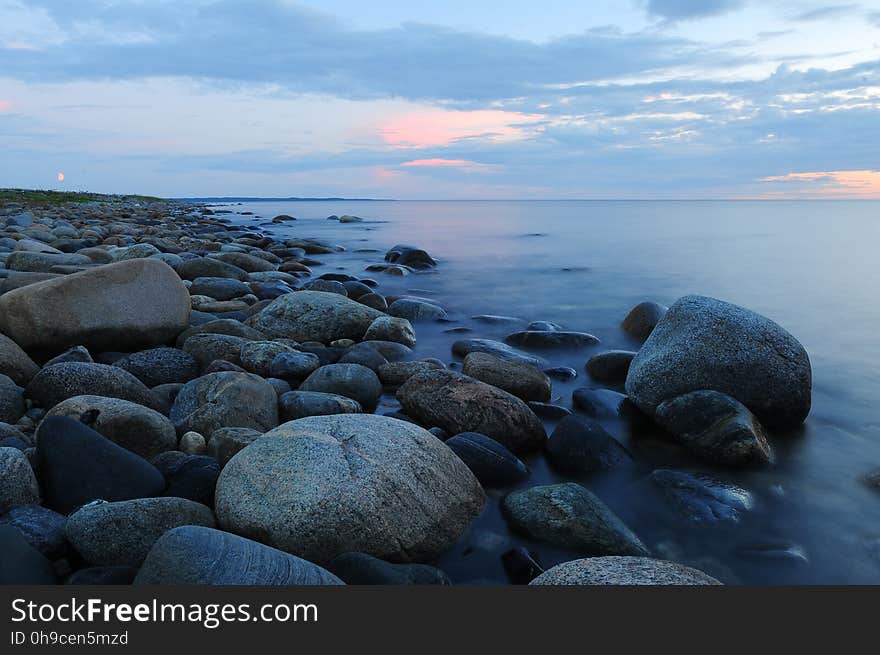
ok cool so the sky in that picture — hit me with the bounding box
[1,0,880,199]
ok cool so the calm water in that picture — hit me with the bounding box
[220,199,880,584]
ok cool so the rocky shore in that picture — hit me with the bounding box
[0,193,812,586]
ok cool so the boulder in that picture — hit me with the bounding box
[189,276,251,301]
[452,338,546,367]
[0,446,40,513]
[134,526,342,585]
[501,483,648,556]
[0,259,190,354]
[159,455,220,508]
[246,291,382,343]
[35,417,165,514]
[363,316,416,348]
[239,340,296,377]
[625,295,811,429]
[176,257,249,281]
[113,347,200,387]
[0,333,39,386]
[268,351,321,381]
[0,374,25,423]
[654,390,772,466]
[446,432,529,488]
[530,556,720,585]
[45,395,177,459]
[207,427,262,467]
[279,391,362,422]
[546,415,632,474]
[215,414,485,563]
[211,252,275,273]
[25,362,163,411]
[299,363,382,412]
[397,369,546,453]
[66,497,215,567]
[170,372,278,436]
[504,330,599,349]
[462,352,551,402]
[182,333,246,369]
[378,360,445,387]
[175,318,266,348]
[621,301,668,341]
[387,299,447,322]
[0,504,68,558]
[585,350,636,383]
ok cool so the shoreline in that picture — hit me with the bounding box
[0,192,813,586]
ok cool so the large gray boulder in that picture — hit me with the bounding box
[246,291,382,343]
[45,395,177,459]
[134,526,342,585]
[215,414,485,563]
[501,483,648,556]
[170,372,278,436]
[25,362,163,411]
[0,333,39,386]
[530,556,721,585]
[66,497,215,567]
[0,259,190,354]
[397,369,546,453]
[625,295,811,429]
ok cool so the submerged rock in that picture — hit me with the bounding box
[502,483,648,556]
[446,431,530,488]
[327,552,450,585]
[621,301,668,341]
[504,330,599,349]
[626,295,811,429]
[654,390,772,466]
[452,338,546,367]
[585,350,636,383]
[215,414,485,563]
[546,415,632,474]
[462,352,551,402]
[649,469,753,524]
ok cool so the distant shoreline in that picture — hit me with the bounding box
[177,196,395,202]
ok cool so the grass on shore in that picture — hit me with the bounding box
[0,188,164,206]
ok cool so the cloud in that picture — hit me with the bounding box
[643,0,746,22]
[868,12,880,27]
[758,170,880,198]
[0,0,745,103]
[377,109,545,149]
[792,4,860,22]
[0,99,12,111]
[399,158,499,172]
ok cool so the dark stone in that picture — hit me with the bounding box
[25,362,163,411]
[161,455,221,507]
[544,366,578,380]
[585,350,636,383]
[35,416,165,514]
[0,524,57,584]
[649,469,753,524]
[446,432,530,488]
[621,301,667,341]
[299,363,382,412]
[327,552,450,585]
[0,504,69,559]
[572,388,641,420]
[279,391,362,422]
[452,338,546,367]
[546,415,632,473]
[504,330,599,349]
[67,566,138,585]
[114,347,200,387]
[189,276,250,301]
[527,401,572,420]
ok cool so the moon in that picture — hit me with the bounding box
[57,172,65,182]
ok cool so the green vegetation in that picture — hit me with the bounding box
[0,188,164,206]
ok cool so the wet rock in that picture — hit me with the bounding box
[546,415,632,474]
[0,504,68,558]
[649,469,752,524]
[279,391,362,421]
[26,362,163,411]
[0,446,40,512]
[302,279,347,295]
[572,387,640,420]
[45,395,177,459]
[239,340,296,377]
[621,301,668,341]
[452,338,546,367]
[530,556,720,585]
[189,276,251,301]
[626,295,811,429]
[364,316,416,348]
[357,292,388,311]
[505,330,599,349]
[215,414,485,563]
[134,526,343,585]
[175,318,266,347]
[544,366,578,380]
[207,427,262,466]
[246,290,382,343]
[5,251,91,272]
[0,374,25,423]
[586,350,636,383]
[397,369,546,454]
[268,351,321,382]
[328,552,450,585]
[0,332,39,386]
[338,345,388,372]
[176,256,249,281]
[446,431,529,488]
[170,372,279,436]
[0,524,57,584]
[527,401,572,420]
[387,298,446,322]
[0,259,190,354]
[160,455,219,507]
[502,483,648,555]
[384,245,437,269]
[179,431,206,455]
[462,352,551,402]
[654,390,772,466]
[211,251,275,273]
[378,360,445,388]
[501,547,544,584]
[35,417,165,514]
[299,363,382,412]
[182,333,246,369]
[114,347,199,387]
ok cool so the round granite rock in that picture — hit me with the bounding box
[530,556,721,585]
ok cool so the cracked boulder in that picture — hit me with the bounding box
[215,414,485,563]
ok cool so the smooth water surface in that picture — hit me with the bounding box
[219,199,880,584]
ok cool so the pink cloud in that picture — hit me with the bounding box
[0,100,13,112]
[379,109,544,149]
[399,158,499,173]
[759,170,880,198]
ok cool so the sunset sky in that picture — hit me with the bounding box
[1,0,880,198]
